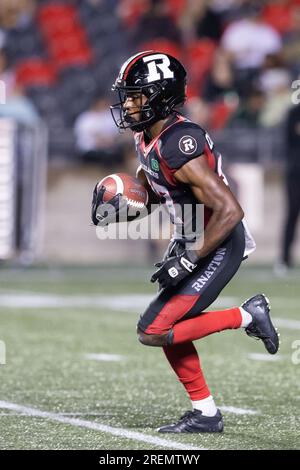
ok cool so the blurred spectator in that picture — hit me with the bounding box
[0,47,14,93]
[179,0,223,43]
[203,49,235,102]
[117,0,150,29]
[129,0,181,48]
[0,0,36,29]
[74,95,127,166]
[259,67,292,127]
[209,0,240,16]
[278,102,300,271]
[221,3,282,96]
[0,47,39,125]
[185,96,211,129]
[221,4,282,71]
[227,88,265,128]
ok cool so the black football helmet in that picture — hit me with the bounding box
[110,51,187,132]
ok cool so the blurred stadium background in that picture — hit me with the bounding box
[0,0,300,266]
[0,0,300,451]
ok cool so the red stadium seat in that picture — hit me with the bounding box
[37,2,93,70]
[15,59,57,87]
[186,39,217,88]
[47,33,88,56]
[185,84,199,100]
[140,39,182,60]
[261,3,293,34]
[165,0,187,21]
[38,4,77,25]
[54,46,92,69]
[209,100,233,130]
[40,16,79,38]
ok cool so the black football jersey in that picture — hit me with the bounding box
[134,113,228,241]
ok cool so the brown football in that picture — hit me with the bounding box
[97,173,149,209]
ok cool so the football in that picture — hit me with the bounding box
[97,173,149,209]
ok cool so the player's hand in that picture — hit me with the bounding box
[91,184,127,226]
[151,250,198,289]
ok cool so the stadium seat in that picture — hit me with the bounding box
[261,3,293,34]
[85,15,120,41]
[15,59,57,88]
[37,4,77,27]
[185,84,200,100]
[139,39,182,59]
[5,26,44,65]
[39,15,76,37]
[165,0,187,21]
[37,2,93,70]
[186,39,217,88]
[54,46,92,69]
[209,100,234,130]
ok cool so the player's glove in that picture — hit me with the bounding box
[151,249,199,289]
[91,183,128,226]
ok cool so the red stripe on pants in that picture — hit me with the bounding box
[145,294,200,335]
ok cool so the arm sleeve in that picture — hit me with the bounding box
[160,123,208,171]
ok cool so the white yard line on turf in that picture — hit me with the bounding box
[84,353,124,362]
[273,317,300,330]
[0,293,236,310]
[0,401,204,451]
[219,406,259,415]
[248,353,283,362]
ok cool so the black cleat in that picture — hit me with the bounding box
[157,409,223,433]
[242,294,279,355]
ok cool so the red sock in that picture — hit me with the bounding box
[163,342,210,401]
[171,307,242,345]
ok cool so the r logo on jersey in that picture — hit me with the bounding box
[179,135,198,155]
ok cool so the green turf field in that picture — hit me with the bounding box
[0,265,299,450]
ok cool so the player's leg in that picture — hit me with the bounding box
[137,222,278,432]
[138,221,279,352]
[157,223,245,433]
[137,223,244,433]
[168,294,279,354]
[159,341,223,433]
[137,221,246,346]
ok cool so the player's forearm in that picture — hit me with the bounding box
[192,206,244,259]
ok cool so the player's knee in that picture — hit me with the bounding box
[137,328,168,347]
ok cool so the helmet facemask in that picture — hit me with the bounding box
[110,82,171,132]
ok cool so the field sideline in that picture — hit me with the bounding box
[0,265,299,450]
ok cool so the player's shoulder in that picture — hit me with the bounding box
[160,115,209,169]
[164,115,206,137]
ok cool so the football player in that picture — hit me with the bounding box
[91,51,279,433]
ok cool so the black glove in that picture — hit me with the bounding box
[151,249,199,289]
[91,184,128,226]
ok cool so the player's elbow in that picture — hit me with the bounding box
[222,204,244,228]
